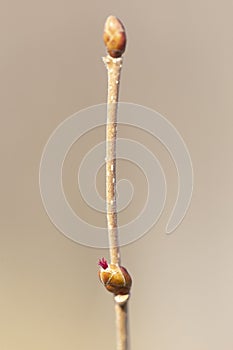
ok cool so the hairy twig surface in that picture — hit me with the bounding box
[101,16,131,350]
[103,53,122,265]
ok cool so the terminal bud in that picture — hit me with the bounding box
[103,16,126,58]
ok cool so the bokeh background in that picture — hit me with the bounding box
[1,1,233,349]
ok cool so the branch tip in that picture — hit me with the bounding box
[103,15,126,58]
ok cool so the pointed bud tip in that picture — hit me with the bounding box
[103,16,126,58]
[98,257,108,269]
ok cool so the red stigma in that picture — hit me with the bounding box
[98,257,108,269]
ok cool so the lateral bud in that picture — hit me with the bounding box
[98,257,132,295]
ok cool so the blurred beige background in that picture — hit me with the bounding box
[1,0,233,349]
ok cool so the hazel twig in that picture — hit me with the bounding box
[103,15,126,265]
[98,16,132,350]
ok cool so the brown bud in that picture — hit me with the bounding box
[98,258,132,295]
[103,16,126,58]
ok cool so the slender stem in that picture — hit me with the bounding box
[103,16,130,350]
[115,299,130,350]
[103,55,122,265]
[103,53,129,350]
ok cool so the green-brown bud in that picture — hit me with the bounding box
[98,258,132,295]
[103,16,126,58]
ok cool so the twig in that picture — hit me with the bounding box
[115,295,130,350]
[103,53,122,265]
[98,16,132,350]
